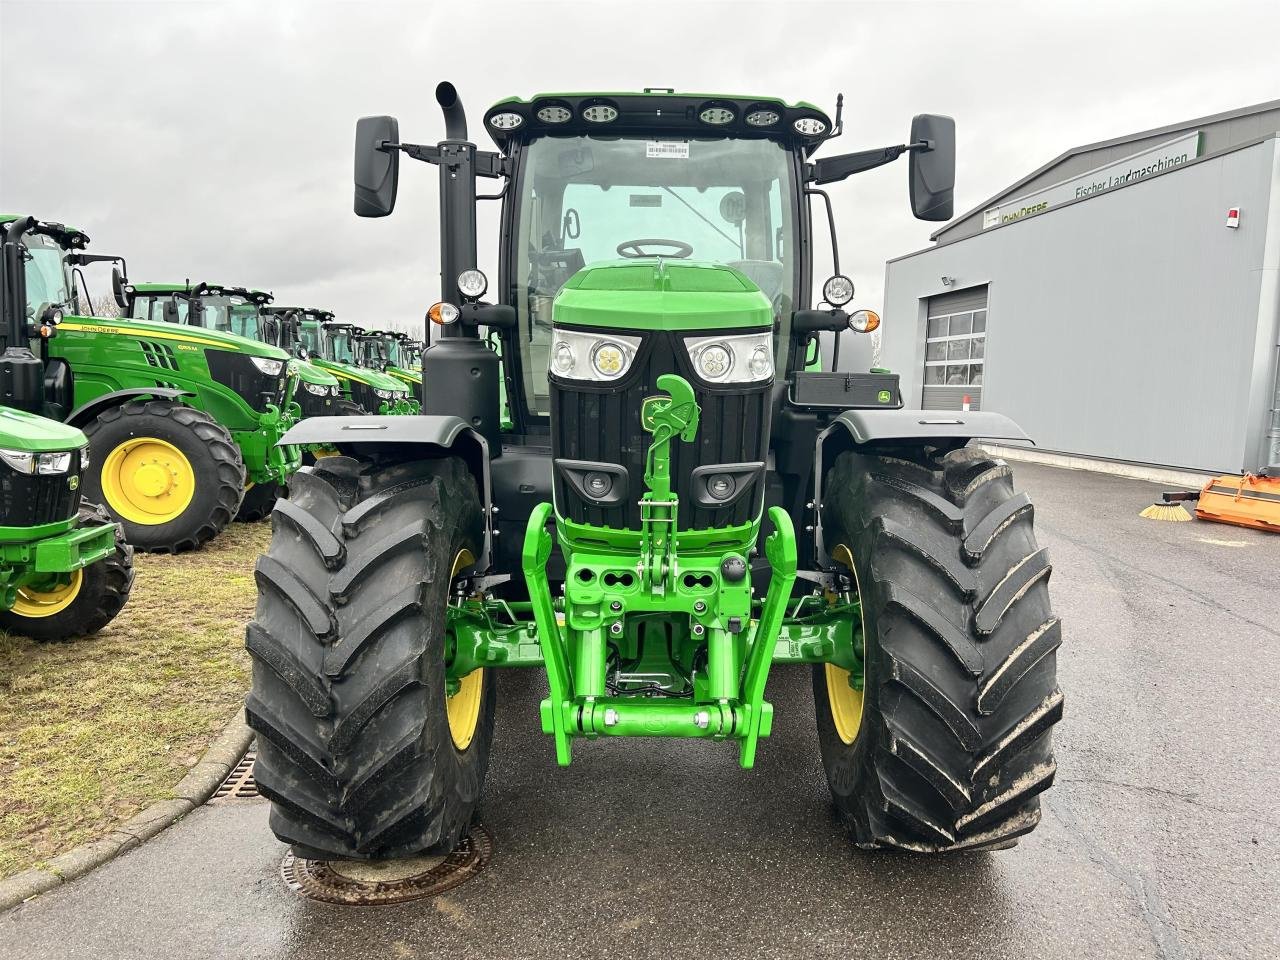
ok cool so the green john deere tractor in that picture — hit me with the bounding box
[264,307,415,414]
[0,218,133,640]
[248,84,1061,860]
[2,215,303,548]
[356,329,422,392]
[146,282,349,500]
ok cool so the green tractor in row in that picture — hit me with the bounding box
[356,329,422,392]
[3,214,303,549]
[0,218,133,640]
[248,84,1061,860]
[264,307,416,415]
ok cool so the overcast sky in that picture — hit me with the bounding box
[3,0,1278,337]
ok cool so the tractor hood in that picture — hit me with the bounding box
[289,358,340,387]
[0,406,87,453]
[553,260,771,332]
[312,357,407,392]
[59,315,291,362]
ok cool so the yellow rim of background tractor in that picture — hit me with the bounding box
[446,548,483,750]
[825,543,865,745]
[100,437,196,525]
[12,569,84,618]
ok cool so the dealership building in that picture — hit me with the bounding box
[881,99,1280,475]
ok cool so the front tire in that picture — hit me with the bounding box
[83,400,245,553]
[246,455,494,860]
[0,503,135,641]
[815,445,1062,852]
[235,483,282,523]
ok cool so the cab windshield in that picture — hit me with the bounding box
[299,322,325,356]
[328,330,355,363]
[23,238,71,318]
[183,294,256,336]
[513,134,798,416]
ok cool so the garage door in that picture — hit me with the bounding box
[922,285,987,411]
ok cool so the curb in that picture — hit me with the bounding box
[979,443,1218,489]
[0,708,253,912]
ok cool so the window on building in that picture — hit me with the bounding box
[923,286,988,410]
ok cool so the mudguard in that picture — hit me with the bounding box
[64,387,192,429]
[823,408,1031,446]
[279,414,494,569]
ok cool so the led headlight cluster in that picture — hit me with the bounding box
[303,381,338,397]
[374,387,396,400]
[250,356,285,376]
[548,328,642,382]
[0,448,75,475]
[683,331,773,383]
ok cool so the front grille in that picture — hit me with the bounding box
[346,379,381,414]
[205,350,288,412]
[297,388,336,418]
[0,451,82,529]
[551,331,771,531]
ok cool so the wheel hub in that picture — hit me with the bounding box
[100,437,196,524]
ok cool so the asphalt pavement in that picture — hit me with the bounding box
[2,461,1277,960]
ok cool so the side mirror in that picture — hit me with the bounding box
[261,317,279,344]
[162,300,180,324]
[909,114,956,222]
[112,265,129,310]
[354,115,400,217]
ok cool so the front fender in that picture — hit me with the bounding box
[279,414,493,570]
[822,408,1031,446]
[64,387,193,429]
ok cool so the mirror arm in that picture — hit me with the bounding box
[383,140,509,180]
[803,188,840,276]
[808,143,911,185]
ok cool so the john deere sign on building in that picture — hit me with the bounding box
[982,131,1203,228]
[881,98,1280,477]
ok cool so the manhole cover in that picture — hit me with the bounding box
[281,824,492,905]
[211,749,258,801]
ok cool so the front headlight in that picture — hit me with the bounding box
[0,448,74,475]
[684,331,773,383]
[250,356,285,376]
[549,328,641,382]
[303,381,329,396]
[374,388,395,400]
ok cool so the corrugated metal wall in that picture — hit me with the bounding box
[881,139,1280,474]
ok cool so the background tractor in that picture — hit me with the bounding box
[248,84,1061,861]
[265,306,415,414]
[356,329,422,392]
[3,215,303,547]
[0,218,133,640]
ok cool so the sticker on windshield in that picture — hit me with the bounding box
[646,141,689,159]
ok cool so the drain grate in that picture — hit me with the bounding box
[281,823,492,906]
[211,749,259,801]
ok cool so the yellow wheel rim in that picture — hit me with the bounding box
[445,548,484,750]
[100,437,196,525]
[12,569,84,619]
[825,544,866,745]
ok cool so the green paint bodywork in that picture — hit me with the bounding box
[554,260,772,331]
[51,314,301,486]
[0,408,114,610]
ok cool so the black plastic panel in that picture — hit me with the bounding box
[789,371,902,409]
[550,330,771,531]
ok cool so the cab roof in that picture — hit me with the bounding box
[0,214,90,250]
[482,91,834,154]
[131,282,273,305]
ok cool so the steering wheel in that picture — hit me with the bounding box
[616,239,693,259]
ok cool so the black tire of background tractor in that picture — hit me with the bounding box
[235,483,283,523]
[82,400,245,554]
[0,502,135,641]
[246,455,494,860]
[814,445,1062,852]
